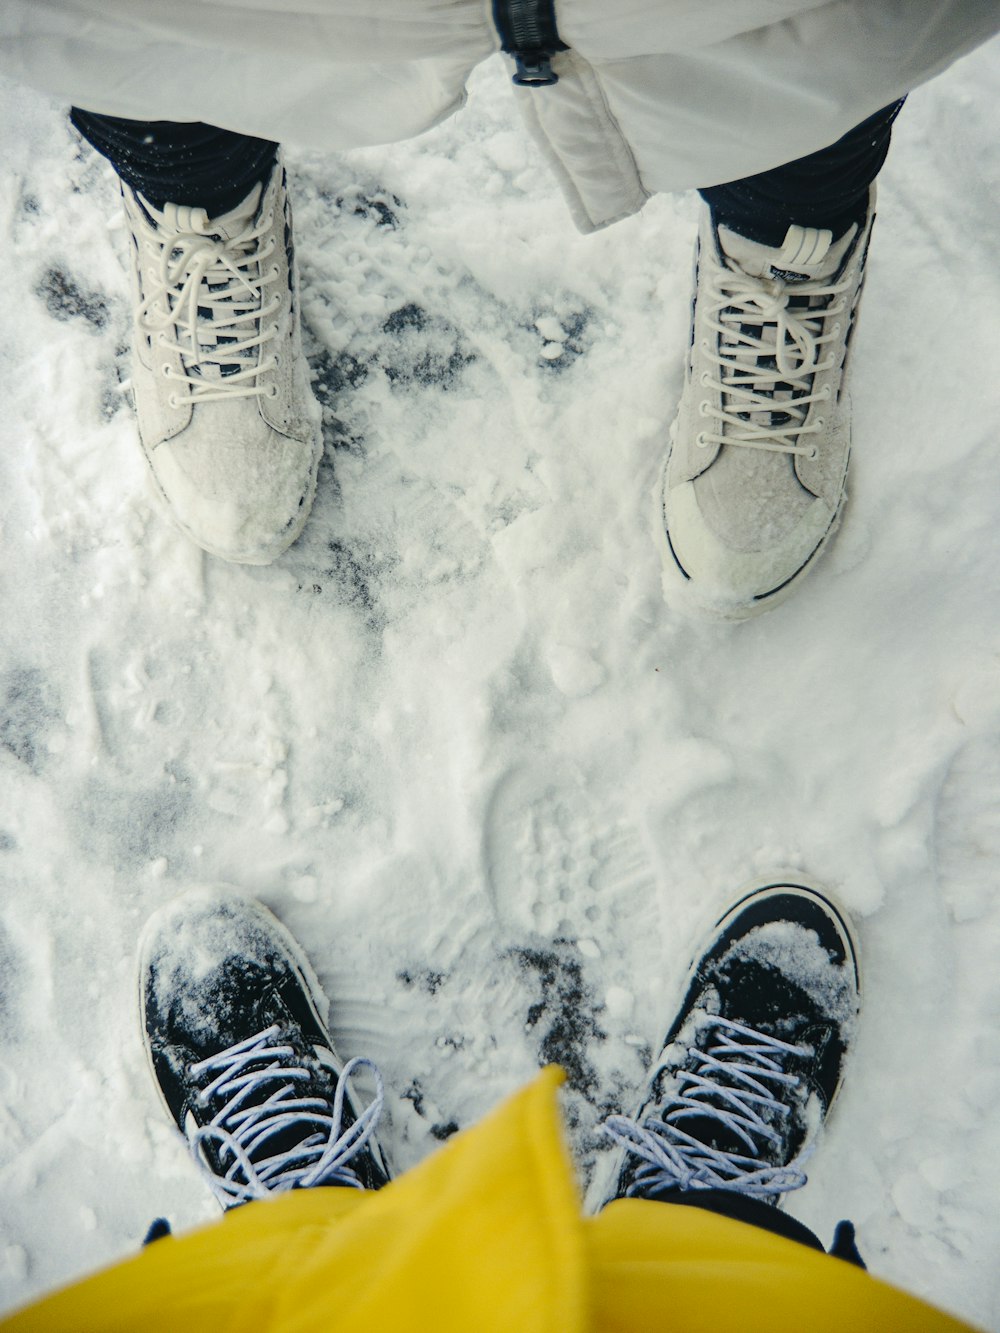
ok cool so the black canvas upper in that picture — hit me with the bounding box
[607,882,860,1204]
[140,891,390,1203]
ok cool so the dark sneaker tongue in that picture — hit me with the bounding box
[217,1085,328,1181]
[668,1109,755,1163]
[157,183,262,243]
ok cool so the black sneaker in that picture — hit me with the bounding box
[597,879,860,1207]
[139,887,390,1208]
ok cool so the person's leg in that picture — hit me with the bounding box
[139,887,390,1206]
[658,105,903,620]
[655,1185,867,1267]
[72,111,323,566]
[70,111,278,217]
[699,101,904,247]
[596,878,863,1261]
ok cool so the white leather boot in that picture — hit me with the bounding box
[662,193,875,618]
[123,159,322,564]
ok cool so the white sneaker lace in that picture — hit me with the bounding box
[136,199,283,407]
[696,259,853,460]
[188,1024,384,1208]
[602,1015,811,1202]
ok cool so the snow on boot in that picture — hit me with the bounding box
[139,887,390,1208]
[661,193,875,618]
[122,159,322,564]
[595,879,860,1208]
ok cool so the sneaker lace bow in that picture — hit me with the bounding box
[603,1015,811,1201]
[189,1024,383,1207]
[137,204,282,405]
[698,262,853,459]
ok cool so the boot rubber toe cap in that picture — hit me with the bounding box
[663,479,841,618]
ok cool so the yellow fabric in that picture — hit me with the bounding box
[1,1067,979,1333]
[2,1067,585,1333]
[588,1201,978,1333]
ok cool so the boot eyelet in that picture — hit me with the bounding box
[814,418,825,430]
[168,394,179,409]
[696,433,708,449]
[699,400,710,417]
[808,447,819,461]
[267,384,280,399]
[700,372,711,387]
[160,364,171,377]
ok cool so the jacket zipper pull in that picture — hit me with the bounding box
[493,0,566,88]
[511,50,559,86]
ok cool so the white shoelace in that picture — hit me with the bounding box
[136,202,283,407]
[696,264,853,459]
[603,1015,811,1201]
[189,1025,384,1208]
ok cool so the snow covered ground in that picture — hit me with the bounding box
[2,36,999,1327]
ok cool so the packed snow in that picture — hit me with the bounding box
[1,37,999,1328]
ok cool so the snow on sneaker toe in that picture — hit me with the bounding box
[123,160,322,564]
[661,195,874,618]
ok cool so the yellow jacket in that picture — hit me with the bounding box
[1,1068,977,1332]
